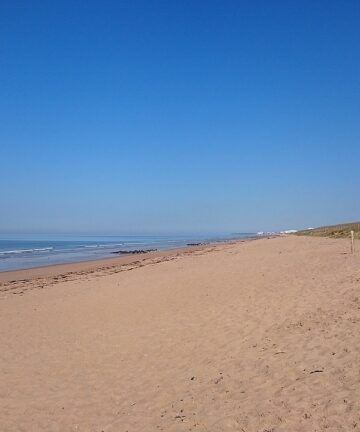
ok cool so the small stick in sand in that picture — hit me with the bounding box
[351,230,355,254]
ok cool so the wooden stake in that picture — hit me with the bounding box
[351,230,354,254]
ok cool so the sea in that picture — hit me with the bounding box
[0,233,255,272]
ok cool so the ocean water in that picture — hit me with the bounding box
[0,233,255,272]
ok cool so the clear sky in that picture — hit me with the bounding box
[1,0,359,235]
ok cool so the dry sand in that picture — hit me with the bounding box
[1,236,360,431]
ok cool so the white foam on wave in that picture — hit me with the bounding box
[84,243,124,249]
[0,247,53,256]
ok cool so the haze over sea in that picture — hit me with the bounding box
[0,233,254,272]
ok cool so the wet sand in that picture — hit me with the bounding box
[1,236,360,431]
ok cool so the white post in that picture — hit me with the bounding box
[351,230,354,254]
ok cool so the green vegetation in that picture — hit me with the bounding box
[295,222,360,239]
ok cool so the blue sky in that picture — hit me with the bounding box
[1,0,359,234]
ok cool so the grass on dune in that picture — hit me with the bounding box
[295,222,360,239]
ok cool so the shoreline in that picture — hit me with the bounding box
[0,237,258,284]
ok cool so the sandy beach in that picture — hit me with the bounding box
[1,235,360,431]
